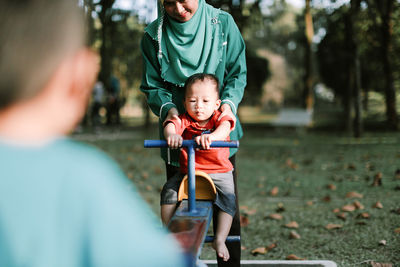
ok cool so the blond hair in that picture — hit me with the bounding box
[0,0,85,109]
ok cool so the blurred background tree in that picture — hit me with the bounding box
[80,0,400,135]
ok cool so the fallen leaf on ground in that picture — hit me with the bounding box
[286,158,299,169]
[266,243,277,250]
[357,212,370,219]
[289,230,301,239]
[270,186,279,196]
[353,200,365,210]
[286,254,305,260]
[373,201,383,209]
[346,191,363,198]
[372,172,383,186]
[322,195,331,202]
[141,171,149,179]
[342,204,356,212]
[379,240,387,246]
[370,261,393,267]
[336,212,347,220]
[145,185,153,191]
[269,213,283,220]
[241,246,247,250]
[153,166,163,174]
[327,184,336,190]
[240,215,249,227]
[251,247,267,255]
[332,208,340,213]
[394,227,400,234]
[325,223,343,230]
[306,200,314,206]
[285,221,299,228]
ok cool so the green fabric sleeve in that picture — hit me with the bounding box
[220,14,247,115]
[140,33,177,121]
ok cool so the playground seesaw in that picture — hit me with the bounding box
[144,139,240,267]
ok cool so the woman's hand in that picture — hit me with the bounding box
[218,103,236,128]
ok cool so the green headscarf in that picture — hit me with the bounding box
[157,0,222,86]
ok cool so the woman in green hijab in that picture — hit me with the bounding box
[140,0,246,265]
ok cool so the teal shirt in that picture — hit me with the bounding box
[0,138,185,267]
[140,8,247,166]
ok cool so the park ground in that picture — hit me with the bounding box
[74,102,400,266]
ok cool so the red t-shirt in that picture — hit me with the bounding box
[164,110,234,174]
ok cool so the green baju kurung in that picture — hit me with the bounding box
[140,0,247,166]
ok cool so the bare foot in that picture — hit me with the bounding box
[212,239,230,261]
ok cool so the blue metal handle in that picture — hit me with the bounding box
[144,140,239,213]
[144,139,239,148]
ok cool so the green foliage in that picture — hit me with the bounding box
[317,1,400,100]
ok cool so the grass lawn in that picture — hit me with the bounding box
[75,113,400,266]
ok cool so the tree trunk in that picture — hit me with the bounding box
[378,0,397,129]
[83,0,95,46]
[98,0,115,86]
[303,0,314,111]
[351,0,362,137]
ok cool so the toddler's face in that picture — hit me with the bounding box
[184,80,220,123]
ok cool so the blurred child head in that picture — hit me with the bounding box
[183,73,221,123]
[0,0,99,141]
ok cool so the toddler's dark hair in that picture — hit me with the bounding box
[184,73,220,97]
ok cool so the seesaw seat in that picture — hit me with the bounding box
[178,170,217,201]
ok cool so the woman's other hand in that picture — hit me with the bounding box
[218,103,236,128]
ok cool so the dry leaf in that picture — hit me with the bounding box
[270,186,279,196]
[372,172,383,186]
[246,209,257,215]
[394,227,400,234]
[289,230,301,239]
[371,261,393,267]
[346,191,363,198]
[322,195,331,202]
[241,246,247,250]
[145,185,153,191]
[251,247,267,255]
[269,213,283,220]
[342,204,356,212]
[266,243,277,250]
[332,208,340,213]
[353,200,365,210]
[373,201,383,209]
[240,215,249,227]
[285,221,299,229]
[306,201,314,206]
[357,212,370,219]
[337,212,347,221]
[286,254,305,260]
[153,166,163,174]
[327,184,337,190]
[141,171,149,179]
[325,223,343,230]
[286,158,299,170]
